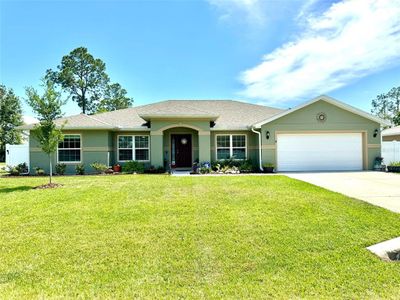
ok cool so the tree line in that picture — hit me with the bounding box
[0,47,133,161]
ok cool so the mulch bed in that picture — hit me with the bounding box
[34,183,63,190]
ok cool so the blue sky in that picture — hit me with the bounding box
[1,0,400,119]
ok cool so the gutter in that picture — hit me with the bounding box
[251,126,263,171]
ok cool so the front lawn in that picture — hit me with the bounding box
[1,175,400,298]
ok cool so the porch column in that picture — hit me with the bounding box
[150,132,164,167]
[198,131,211,162]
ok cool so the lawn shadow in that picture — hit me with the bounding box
[0,186,32,193]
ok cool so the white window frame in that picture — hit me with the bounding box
[117,135,150,162]
[215,134,247,160]
[57,134,82,164]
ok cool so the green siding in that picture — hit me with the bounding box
[260,100,381,169]
[30,130,113,175]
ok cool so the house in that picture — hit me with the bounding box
[20,95,389,174]
[382,126,400,141]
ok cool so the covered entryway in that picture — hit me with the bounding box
[277,132,363,171]
[171,134,192,168]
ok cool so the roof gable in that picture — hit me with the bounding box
[252,95,390,128]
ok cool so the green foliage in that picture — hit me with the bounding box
[35,167,45,176]
[46,47,109,114]
[26,80,66,184]
[212,159,254,173]
[388,161,400,166]
[7,163,30,176]
[55,163,67,175]
[0,85,23,161]
[145,165,166,174]
[90,162,108,174]
[262,163,274,168]
[123,161,145,174]
[9,167,19,176]
[75,164,85,175]
[95,83,133,113]
[47,47,133,115]
[238,160,254,173]
[371,86,400,125]
[16,162,28,174]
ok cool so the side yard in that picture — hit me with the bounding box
[0,175,400,298]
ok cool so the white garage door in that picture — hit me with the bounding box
[277,133,363,172]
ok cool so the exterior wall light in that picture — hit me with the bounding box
[266,131,270,140]
[373,129,379,138]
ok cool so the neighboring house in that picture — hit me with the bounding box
[19,95,388,174]
[382,126,400,141]
[381,126,400,165]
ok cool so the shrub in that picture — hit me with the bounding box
[7,163,28,176]
[238,160,254,173]
[16,162,28,174]
[90,162,108,174]
[35,167,45,176]
[55,163,67,175]
[262,163,275,173]
[212,159,253,173]
[9,167,20,176]
[263,163,274,168]
[198,161,211,174]
[123,161,145,174]
[389,161,400,166]
[75,164,85,175]
[145,165,166,174]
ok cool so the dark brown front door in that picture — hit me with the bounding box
[171,134,192,168]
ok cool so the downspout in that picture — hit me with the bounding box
[251,126,263,171]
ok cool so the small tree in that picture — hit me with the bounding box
[0,85,23,161]
[25,80,66,184]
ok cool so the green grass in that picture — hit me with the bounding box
[1,175,400,299]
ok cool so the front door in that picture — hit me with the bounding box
[171,134,192,168]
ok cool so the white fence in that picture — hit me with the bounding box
[5,144,30,171]
[382,141,400,164]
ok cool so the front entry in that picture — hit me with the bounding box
[171,134,192,168]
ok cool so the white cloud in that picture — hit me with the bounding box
[23,115,38,125]
[239,0,400,105]
[207,0,266,26]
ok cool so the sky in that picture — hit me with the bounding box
[1,0,400,119]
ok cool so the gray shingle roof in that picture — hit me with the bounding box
[19,100,285,131]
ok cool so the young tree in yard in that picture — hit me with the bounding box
[371,86,400,125]
[46,47,109,114]
[95,83,133,113]
[26,80,66,184]
[0,85,23,162]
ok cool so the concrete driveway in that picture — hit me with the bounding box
[285,172,400,213]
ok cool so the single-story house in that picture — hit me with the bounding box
[382,125,400,141]
[20,95,389,174]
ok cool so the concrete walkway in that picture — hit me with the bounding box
[285,171,400,213]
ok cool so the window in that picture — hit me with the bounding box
[216,134,246,160]
[58,134,81,163]
[118,135,149,161]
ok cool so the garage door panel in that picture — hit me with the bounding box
[277,133,363,171]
